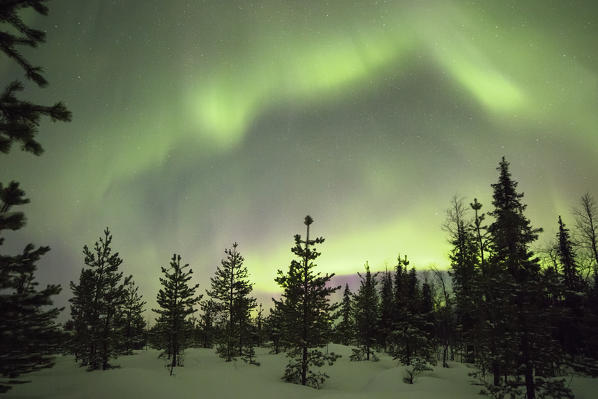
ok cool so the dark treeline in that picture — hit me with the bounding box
[323,158,598,398]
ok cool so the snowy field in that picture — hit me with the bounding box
[5,345,597,399]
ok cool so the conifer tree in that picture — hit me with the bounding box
[557,216,582,292]
[0,0,70,392]
[198,299,217,348]
[444,197,480,363]
[207,242,257,363]
[153,254,201,375]
[391,255,408,333]
[68,268,95,364]
[378,268,394,351]
[274,216,340,388]
[431,266,455,368]
[266,301,285,354]
[482,157,570,399]
[390,266,436,384]
[351,262,379,361]
[116,280,146,354]
[555,216,585,358]
[69,228,130,370]
[334,283,354,346]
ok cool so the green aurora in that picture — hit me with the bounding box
[2,0,597,313]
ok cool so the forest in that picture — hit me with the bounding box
[2,2,598,399]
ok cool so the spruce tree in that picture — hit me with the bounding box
[0,0,70,392]
[153,254,201,375]
[207,242,257,363]
[444,196,480,363]
[351,262,379,361]
[431,266,455,368]
[334,283,354,346]
[483,157,570,399]
[555,216,585,359]
[274,215,340,389]
[390,266,436,384]
[378,268,394,351]
[69,228,130,370]
[391,255,408,334]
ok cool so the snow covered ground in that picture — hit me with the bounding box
[5,345,597,399]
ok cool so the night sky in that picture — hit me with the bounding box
[2,0,597,315]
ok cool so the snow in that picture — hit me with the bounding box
[5,345,597,399]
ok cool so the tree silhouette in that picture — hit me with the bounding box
[0,0,71,391]
[274,215,340,388]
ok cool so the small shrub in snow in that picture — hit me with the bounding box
[402,357,433,384]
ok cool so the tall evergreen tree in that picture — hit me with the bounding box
[557,216,583,292]
[351,262,379,361]
[444,196,480,363]
[555,216,585,358]
[334,283,354,346]
[378,268,394,351]
[391,254,408,331]
[207,242,257,363]
[0,0,70,392]
[153,254,201,375]
[69,228,130,370]
[274,216,340,388]
[483,157,570,399]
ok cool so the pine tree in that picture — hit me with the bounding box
[0,0,71,155]
[69,228,130,370]
[378,268,394,351]
[334,283,354,346]
[207,242,257,363]
[153,254,201,375]
[351,262,379,361]
[274,215,341,389]
[0,0,71,392]
[0,236,62,392]
[482,157,571,399]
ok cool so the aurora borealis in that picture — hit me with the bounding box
[2,0,597,315]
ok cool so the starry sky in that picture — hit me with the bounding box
[2,0,597,316]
